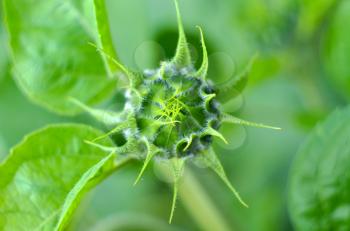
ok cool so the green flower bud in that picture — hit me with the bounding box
[72,0,280,223]
[127,61,221,159]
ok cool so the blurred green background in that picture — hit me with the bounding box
[0,0,348,230]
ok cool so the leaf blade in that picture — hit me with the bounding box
[55,151,115,231]
[289,107,350,230]
[3,0,117,115]
[0,123,115,231]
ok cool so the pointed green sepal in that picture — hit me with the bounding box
[69,97,124,126]
[183,135,194,151]
[128,71,144,88]
[216,53,258,103]
[84,140,118,153]
[172,0,192,68]
[204,148,248,207]
[204,127,228,144]
[222,113,281,130]
[169,157,185,223]
[89,42,142,87]
[203,93,216,101]
[194,26,208,79]
[203,93,216,108]
[134,139,161,185]
[89,42,128,74]
[92,123,129,142]
[154,119,181,126]
[93,0,119,78]
[85,140,131,154]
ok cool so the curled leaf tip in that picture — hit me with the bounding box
[88,42,137,86]
[134,153,156,186]
[194,26,208,79]
[169,183,177,224]
[92,124,126,142]
[172,0,191,67]
[84,140,117,153]
[183,136,193,151]
[222,113,281,130]
[205,127,228,144]
[273,127,282,131]
[134,139,161,186]
[204,93,216,101]
[169,158,185,223]
[204,149,248,208]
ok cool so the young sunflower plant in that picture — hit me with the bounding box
[72,0,280,222]
[0,0,279,229]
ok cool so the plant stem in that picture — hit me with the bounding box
[107,156,232,231]
[178,168,232,231]
[89,213,182,231]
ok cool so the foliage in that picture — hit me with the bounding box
[0,124,115,230]
[1,0,349,230]
[0,0,280,229]
[289,107,350,230]
[3,0,116,115]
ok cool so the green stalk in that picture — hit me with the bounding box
[158,163,232,231]
[178,168,232,231]
[111,158,232,231]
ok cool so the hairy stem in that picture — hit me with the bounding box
[88,213,182,231]
[178,168,232,231]
[158,163,232,231]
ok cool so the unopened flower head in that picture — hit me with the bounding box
[72,0,280,223]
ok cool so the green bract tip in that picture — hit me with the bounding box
[172,0,192,68]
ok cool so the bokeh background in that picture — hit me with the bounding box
[0,0,348,230]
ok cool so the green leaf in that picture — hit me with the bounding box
[3,0,117,115]
[289,107,350,230]
[215,54,258,103]
[0,123,116,230]
[55,152,115,230]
